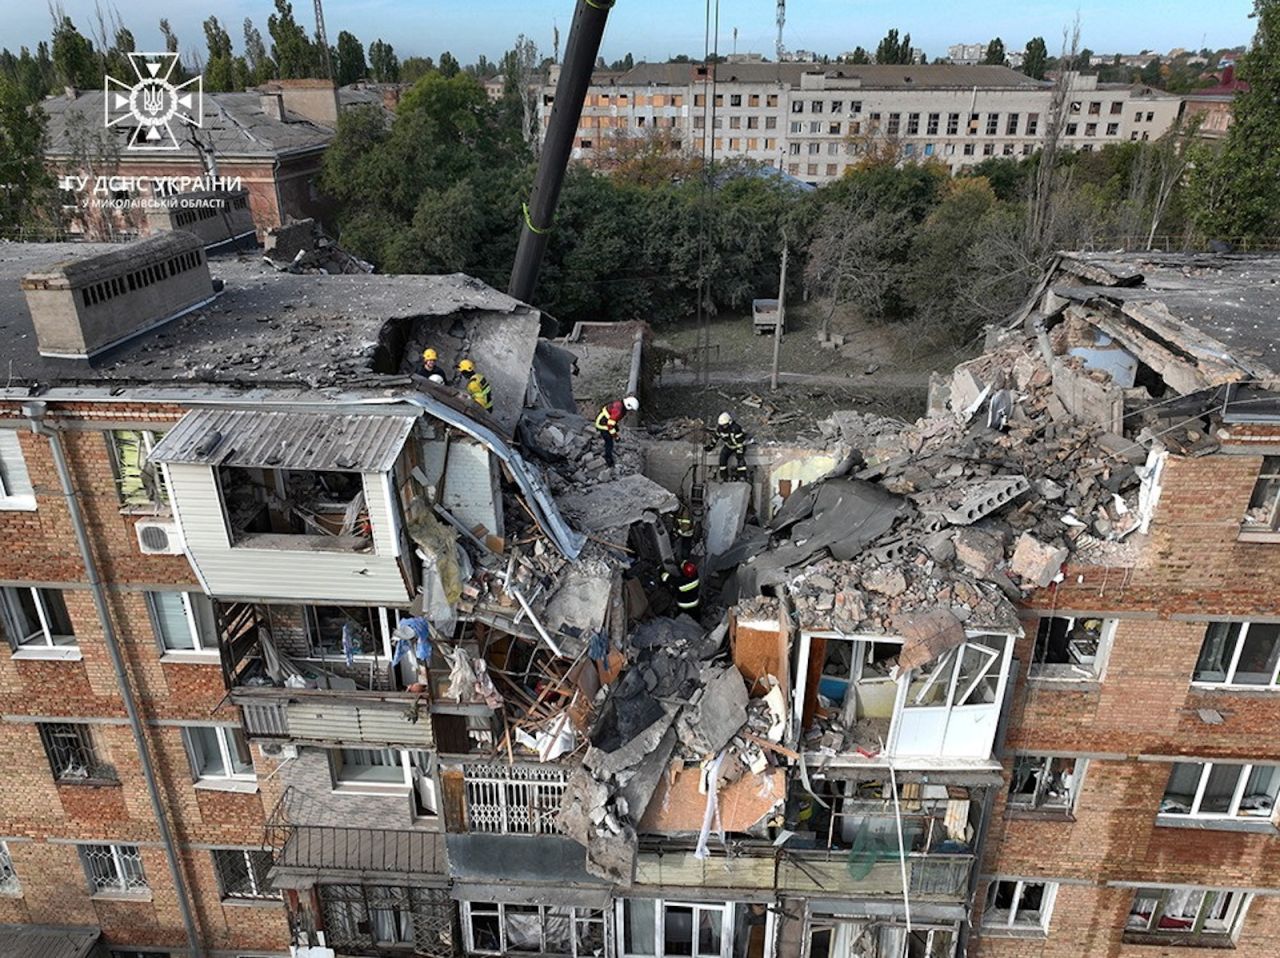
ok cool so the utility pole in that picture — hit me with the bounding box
[770,234,788,391]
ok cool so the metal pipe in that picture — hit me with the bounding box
[508,0,615,303]
[23,400,203,957]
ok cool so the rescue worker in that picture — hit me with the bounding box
[672,507,696,562]
[422,347,442,378]
[457,359,493,412]
[594,395,639,468]
[660,560,702,615]
[707,411,749,481]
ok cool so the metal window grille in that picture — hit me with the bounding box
[212,848,277,900]
[463,764,567,835]
[320,883,455,957]
[39,723,116,782]
[80,843,148,894]
[0,842,18,894]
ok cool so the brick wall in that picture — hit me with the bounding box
[975,445,1280,956]
[0,401,289,952]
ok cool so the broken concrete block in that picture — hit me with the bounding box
[704,481,752,558]
[894,609,967,672]
[862,565,907,597]
[953,528,1004,577]
[1010,533,1069,588]
[915,475,1031,525]
[675,666,749,757]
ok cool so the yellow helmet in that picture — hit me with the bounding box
[422,348,437,362]
[458,359,476,374]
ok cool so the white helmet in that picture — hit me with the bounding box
[428,373,445,385]
[623,396,640,411]
[718,412,732,426]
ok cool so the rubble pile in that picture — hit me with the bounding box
[263,218,373,274]
[557,615,784,882]
[530,413,644,490]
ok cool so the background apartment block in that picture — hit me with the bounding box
[546,63,1181,185]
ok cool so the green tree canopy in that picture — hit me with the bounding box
[1022,37,1048,79]
[335,31,366,85]
[369,39,400,82]
[51,15,96,89]
[874,29,913,65]
[983,38,1006,65]
[0,74,53,233]
[267,0,318,79]
[439,51,461,77]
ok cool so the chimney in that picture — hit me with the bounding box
[259,92,286,121]
[1222,64,1235,86]
[21,233,214,360]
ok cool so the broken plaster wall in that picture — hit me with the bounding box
[421,437,503,542]
[1050,356,1125,433]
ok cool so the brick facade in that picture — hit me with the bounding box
[0,402,288,954]
[974,440,1280,956]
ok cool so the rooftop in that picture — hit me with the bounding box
[39,87,379,160]
[0,243,531,399]
[595,62,1049,90]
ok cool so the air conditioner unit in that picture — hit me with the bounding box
[261,742,298,759]
[135,519,184,555]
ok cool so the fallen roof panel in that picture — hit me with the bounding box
[150,408,416,472]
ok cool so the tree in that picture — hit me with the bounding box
[335,31,366,85]
[203,17,238,92]
[1022,37,1048,79]
[439,51,460,77]
[368,39,400,82]
[159,19,190,82]
[874,29,913,65]
[983,38,1006,65]
[267,0,317,79]
[847,46,870,65]
[1140,56,1163,86]
[1189,0,1280,240]
[243,18,276,83]
[0,74,53,235]
[50,14,96,89]
[402,56,433,83]
[908,177,1000,341]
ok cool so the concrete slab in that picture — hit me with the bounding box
[705,481,752,558]
[557,474,679,533]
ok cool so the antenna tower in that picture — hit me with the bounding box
[314,0,333,79]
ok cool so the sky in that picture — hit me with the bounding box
[1,0,1258,67]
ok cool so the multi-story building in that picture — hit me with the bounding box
[1180,64,1250,140]
[2,239,1277,957]
[545,62,1181,185]
[41,80,384,242]
[948,44,989,67]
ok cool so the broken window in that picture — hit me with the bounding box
[216,465,370,552]
[1244,456,1280,530]
[109,430,169,507]
[618,898,730,958]
[1009,756,1083,812]
[1031,616,1115,680]
[1160,761,1279,820]
[982,880,1056,932]
[906,640,1003,709]
[800,777,975,856]
[1,586,77,651]
[39,722,116,782]
[464,901,605,956]
[321,884,454,956]
[1126,887,1249,943]
[808,921,955,958]
[1194,621,1280,687]
[806,635,901,740]
[304,605,384,659]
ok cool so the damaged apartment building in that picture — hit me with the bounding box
[0,233,1279,958]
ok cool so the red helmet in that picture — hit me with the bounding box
[681,561,697,577]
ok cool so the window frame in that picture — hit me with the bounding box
[0,430,36,511]
[1008,755,1085,813]
[1125,886,1251,945]
[982,879,1057,934]
[463,900,607,956]
[1029,616,1117,681]
[1,586,77,653]
[39,722,116,783]
[1193,620,1280,688]
[1243,455,1280,531]
[79,842,149,897]
[183,725,255,784]
[148,591,217,656]
[617,897,732,958]
[1159,761,1280,822]
[210,847,278,901]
